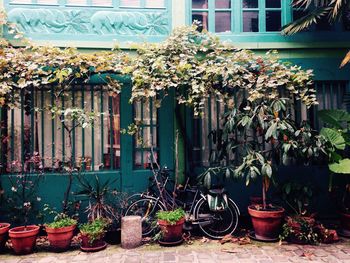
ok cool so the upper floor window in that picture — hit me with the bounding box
[9,0,166,8]
[191,0,284,33]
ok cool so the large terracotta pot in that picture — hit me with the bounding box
[248,205,285,241]
[46,224,76,251]
[0,223,10,252]
[158,217,185,243]
[339,212,350,236]
[9,225,39,255]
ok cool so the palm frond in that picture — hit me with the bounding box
[340,50,350,67]
[283,6,332,35]
[330,0,348,19]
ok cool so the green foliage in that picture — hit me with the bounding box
[280,182,313,215]
[75,175,120,223]
[280,216,325,245]
[319,109,350,173]
[79,218,108,244]
[156,208,185,225]
[46,217,77,229]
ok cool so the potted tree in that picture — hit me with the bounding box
[199,51,319,241]
[317,109,350,236]
[44,206,77,251]
[79,218,108,252]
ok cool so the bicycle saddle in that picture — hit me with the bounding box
[208,188,227,195]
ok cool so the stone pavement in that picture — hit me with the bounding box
[1,239,350,263]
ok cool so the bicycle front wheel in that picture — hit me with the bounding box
[194,197,239,239]
[124,198,165,237]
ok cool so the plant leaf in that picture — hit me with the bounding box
[329,158,350,174]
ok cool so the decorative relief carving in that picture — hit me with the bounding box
[7,8,169,36]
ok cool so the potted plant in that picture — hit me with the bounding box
[44,206,77,251]
[199,51,320,241]
[0,223,10,252]
[317,109,350,236]
[6,156,43,254]
[79,218,108,252]
[74,174,122,244]
[156,208,185,244]
[278,182,338,244]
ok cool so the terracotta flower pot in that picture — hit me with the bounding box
[248,205,285,241]
[79,233,106,252]
[9,225,39,255]
[158,217,185,243]
[46,224,76,251]
[0,223,10,252]
[339,212,350,236]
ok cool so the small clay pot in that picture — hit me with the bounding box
[158,217,185,244]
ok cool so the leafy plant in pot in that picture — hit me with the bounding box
[317,109,350,237]
[6,156,42,254]
[200,52,320,241]
[279,182,338,244]
[79,218,109,252]
[153,132,185,245]
[74,174,122,244]
[43,205,77,251]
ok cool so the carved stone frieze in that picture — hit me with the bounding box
[7,8,170,36]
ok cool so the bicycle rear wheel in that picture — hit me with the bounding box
[194,197,239,239]
[124,198,165,237]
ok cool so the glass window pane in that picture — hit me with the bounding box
[215,12,231,32]
[66,0,86,5]
[36,0,57,4]
[266,11,281,31]
[293,9,307,21]
[192,0,208,9]
[215,0,230,9]
[120,0,140,7]
[266,0,280,8]
[145,0,165,8]
[316,17,333,31]
[243,11,259,32]
[192,12,209,31]
[343,11,350,31]
[91,0,112,5]
[242,0,258,8]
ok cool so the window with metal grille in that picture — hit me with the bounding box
[190,81,349,168]
[133,99,159,169]
[0,85,121,174]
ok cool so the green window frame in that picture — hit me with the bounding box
[190,0,291,33]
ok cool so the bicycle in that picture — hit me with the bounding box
[124,167,240,239]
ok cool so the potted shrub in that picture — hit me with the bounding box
[79,218,108,252]
[279,182,338,244]
[156,208,185,244]
[0,223,10,252]
[317,109,350,236]
[74,174,122,244]
[199,51,320,241]
[44,207,77,251]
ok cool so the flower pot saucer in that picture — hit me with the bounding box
[248,231,279,242]
[158,238,183,246]
[337,229,350,238]
[80,241,107,252]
